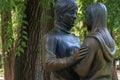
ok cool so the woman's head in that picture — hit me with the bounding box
[85,3,107,32]
[55,0,78,28]
[86,3,116,49]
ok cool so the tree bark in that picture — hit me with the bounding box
[14,0,55,80]
[35,3,55,80]
[14,0,43,80]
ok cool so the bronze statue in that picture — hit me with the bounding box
[73,3,117,80]
[43,0,88,80]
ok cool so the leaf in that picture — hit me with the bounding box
[40,16,45,24]
[46,15,52,20]
[21,41,27,47]
[16,52,21,56]
[23,21,28,25]
[17,46,24,53]
[22,35,28,40]
[22,26,27,29]
[11,0,16,8]
[22,31,28,35]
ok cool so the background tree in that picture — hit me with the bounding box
[0,0,15,80]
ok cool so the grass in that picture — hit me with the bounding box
[0,69,4,76]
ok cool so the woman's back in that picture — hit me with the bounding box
[73,32,115,80]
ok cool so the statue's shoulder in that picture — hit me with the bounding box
[86,32,100,41]
[85,32,101,48]
[83,32,98,44]
[44,28,61,41]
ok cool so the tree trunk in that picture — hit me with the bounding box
[14,0,42,80]
[35,3,55,80]
[14,0,55,80]
[1,9,15,80]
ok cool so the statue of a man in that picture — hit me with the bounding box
[73,3,116,80]
[43,0,88,80]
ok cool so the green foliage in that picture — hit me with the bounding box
[0,0,27,56]
[40,14,52,24]
[0,0,13,54]
[11,0,28,56]
[0,18,2,54]
[114,31,120,59]
[0,0,11,12]
[40,0,55,10]
[39,0,55,25]
[0,69,4,75]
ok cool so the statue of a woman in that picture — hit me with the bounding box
[74,3,117,80]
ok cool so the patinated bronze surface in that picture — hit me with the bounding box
[73,3,117,80]
[43,0,88,80]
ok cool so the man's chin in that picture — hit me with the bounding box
[70,24,74,27]
[66,23,74,29]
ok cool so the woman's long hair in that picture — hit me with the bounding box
[86,3,115,48]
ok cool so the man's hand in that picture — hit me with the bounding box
[73,47,88,62]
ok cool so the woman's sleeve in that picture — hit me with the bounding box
[43,35,75,72]
[73,37,99,78]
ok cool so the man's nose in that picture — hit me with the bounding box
[73,13,77,19]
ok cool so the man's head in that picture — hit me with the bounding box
[85,3,107,32]
[55,0,78,29]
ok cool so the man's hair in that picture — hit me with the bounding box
[55,0,78,21]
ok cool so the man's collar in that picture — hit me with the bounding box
[56,22,71,34]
